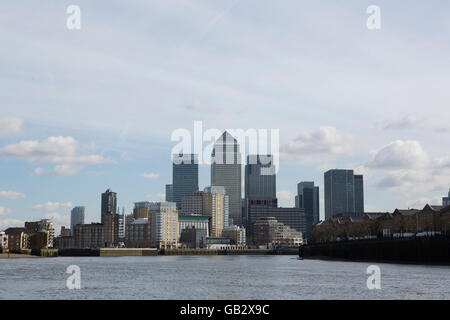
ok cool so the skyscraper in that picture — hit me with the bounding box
[70,206,85,231]
[165,184,174,202]
[172,154,199,209]
[202,186,229,237]
[101,189,117,223]
[324,169,364,219]
[295,182,319,241]
[245,155,276,199]
[211,131,242,226]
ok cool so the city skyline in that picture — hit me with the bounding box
[1,1,450,234]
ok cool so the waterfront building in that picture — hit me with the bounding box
[202,186,229,237]
[443,189,450,207]
[29,230,49,250]
[178,215,210,239]
[179,226,207,249]
[295,182,319,241]
[252,216,303,248]
[211,131,242,226]
[222,225,246,245]
[101,189,117,223]
[53,235,73,249]
[4,227,28,251]
[24,219,55,248]
[73,223,104,248]
[181,191,204,215]
[165,184,174,202]
[102,211,119,247]
[125,218,151,248]
[0,231,8,249]
[172,153,199,209]
[149,202,179,249]
[118,212,125,243]
[60,226,71,237]
[324,169,364,219]
[70,206,85,231]
[247,201,306,244]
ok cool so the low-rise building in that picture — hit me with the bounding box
[5,227,28,251]
[73,223,104,248]
[125,218,151,248]
[1,231,8,250]
[252,217,303,247]
[29,230,50,250]
[222,225,246,245]
[25,219,55,248]
[179,226,207,248]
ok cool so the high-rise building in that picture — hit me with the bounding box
[295,182,319,241]
[133,202,151,219]
[443,189,450,207]
[211,131,242,226]
[245,155,276,199]
[202,186,229,237]
[324,169,364,219]
[172,154,199,209]
[102,211,119,247]
[70,206,85,231]
[181,191,204,215]
[149,202,179,249]
[165,184,174,202]
[101,189,117,223]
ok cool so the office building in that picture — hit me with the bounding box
[133,202,151,219]
[172,153,199,209]
[181,191,204,215]
[223,225,246,245]
[202,186,229,237]
[149,202,179,249]
[211,131,242,226]
[70,206,85,231]
[245,154,276,199]
[324,169,364,219]
[101,189,117,223]
[295,182,319,241]
[165,184,174,202]
[179,226,207,249]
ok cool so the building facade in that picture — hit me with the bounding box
[101,189,117,223]
[324,169,364,219]
[295,182,319,242]
[211,131,242,226]
[102,211,119,247]
[202,186,229,237]
[24,219,55,248]
[222,225,246,245]
[252,216,303,247]
[178,215,210,239]
[181,191,204,215]
[150,202,179,249]
[125,218,151,248]
[165,184,174,202]
[73,223,104,248]
[172,153,199,209]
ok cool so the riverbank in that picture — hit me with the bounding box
[0,253,42,259]
[301,238,450,266]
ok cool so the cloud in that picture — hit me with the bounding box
[0,206,14,217]
[43,212,70,235]
[184,100,220,113]
[0,191,26,200]
[367,140,429,170]
[0,219,24,231]
[0,117,23,138]
[380,115,421,131]
[0,136,115,176]
[280,126,352,163]
[142,172,160,179]
[276,190,294,207]
[32,201,73,212]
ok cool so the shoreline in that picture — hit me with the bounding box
[0,253,44,259]
[304,255,450,267]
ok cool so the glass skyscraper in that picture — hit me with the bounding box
[324,169,364,219]
[211,131,242,226]
[245,154,276,199]
[172,154,199,209]
[295,182,319,241]
[70,206,85,230]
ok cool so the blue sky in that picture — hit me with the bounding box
[1,0,450,233]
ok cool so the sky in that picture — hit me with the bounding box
[1,0,450,234]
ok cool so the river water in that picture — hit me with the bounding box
[0,255,449,299]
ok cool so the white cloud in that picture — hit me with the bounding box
[0,191,26,200]
[280,126,352,163]
[0,136,115,176]
[0,117,23,138]
[0,206,14,217]
[276,190,294,207]
[0,218,24,231]
[380,115,421,131]
[142,172,160,179]
[367,140,429,170]
[32,201,73,212]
